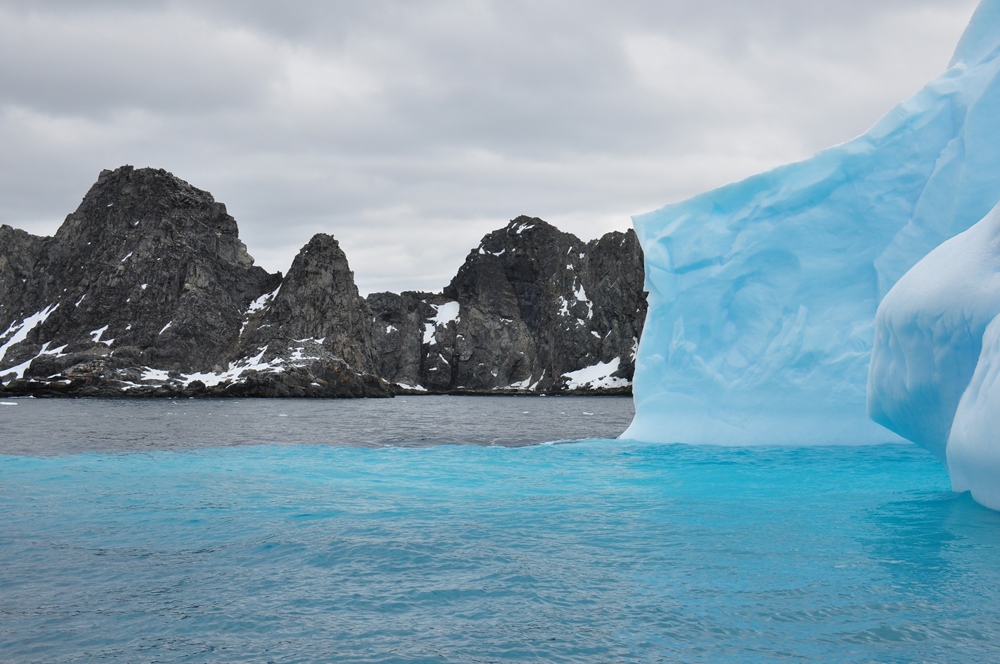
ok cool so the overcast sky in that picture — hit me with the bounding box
[0,0,979,294]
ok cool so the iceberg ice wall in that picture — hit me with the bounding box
[948,314,1000,509]
[869,203,1000,508]
[624,0,1000,445]
[867,204,1000,462]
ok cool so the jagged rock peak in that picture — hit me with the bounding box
[372,215,646,394]
[472,215,575,254]
[236,232,378,375]
[55,165,256,270]
[0,166,284,389]
[1,167,393,397]
[2,174,644,398]
[502,215,561,237]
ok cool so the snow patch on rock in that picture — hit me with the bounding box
[563,358,629,390]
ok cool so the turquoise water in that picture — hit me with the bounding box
[2,400,1000,662]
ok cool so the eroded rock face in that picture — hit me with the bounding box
[367,291,453,390]
[369,216,646,393]
[1,166,277,373]
[0,167,390,397]
[231,232,386,395]
[1,171,642,398]
[0,225,46,323]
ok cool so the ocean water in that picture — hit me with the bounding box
[2,397,1000,663]
[0,395,634,455]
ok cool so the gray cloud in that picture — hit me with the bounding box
[0,0,979,293]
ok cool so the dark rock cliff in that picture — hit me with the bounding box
[0,166,390,397]
[368,216,646,393]
[366,291,452,390]
[0,225,46,323]
[1,171,643,398]
[229,233,387,397]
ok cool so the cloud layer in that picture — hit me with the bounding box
[0,0,978,293]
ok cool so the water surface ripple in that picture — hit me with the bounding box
[1,397,999,662]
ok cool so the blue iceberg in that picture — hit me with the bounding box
[869,202,1000,508]
[624,0,1000,445]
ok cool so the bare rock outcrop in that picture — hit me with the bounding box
[1,171,642,398]
[0,166,390,397]
[229,232,388,397]
[368,216,646,393]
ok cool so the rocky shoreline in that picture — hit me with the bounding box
[0,166,644,398]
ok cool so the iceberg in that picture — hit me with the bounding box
[867,204,1000,461]
[868,203,1000,508]
[624,0,1000,445]
[949,315,1000,509]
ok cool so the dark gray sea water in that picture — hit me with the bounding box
[0,395,633,455]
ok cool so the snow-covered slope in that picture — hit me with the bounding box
[624,0,1000,445]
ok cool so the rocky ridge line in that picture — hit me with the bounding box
[0,166,391,398]
[0,168,644,397]
[368,216,645,394]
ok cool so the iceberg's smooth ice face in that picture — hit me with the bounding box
[624,0,1000,445]
[867,204,1000,462]
[869,203,1000,508]
[948,314,1000,509]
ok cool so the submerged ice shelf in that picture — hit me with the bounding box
[624,0,1000,446]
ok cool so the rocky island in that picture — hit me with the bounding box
[0,166,644,398]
